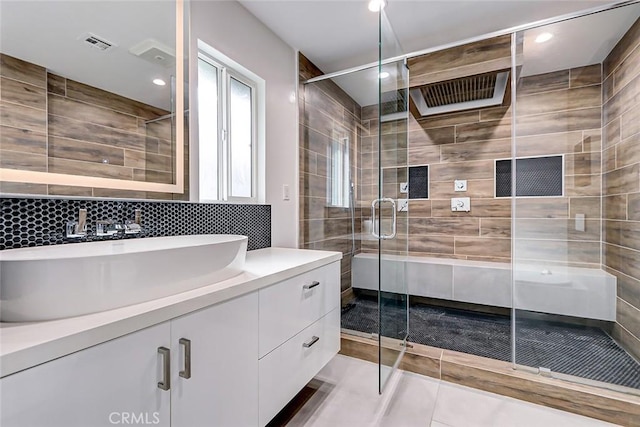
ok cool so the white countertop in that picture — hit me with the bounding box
[0,247,342,378]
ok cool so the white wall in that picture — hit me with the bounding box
[190,0,298,248]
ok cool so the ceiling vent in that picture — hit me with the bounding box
[129,39,176,68]
[80,33,116,51]
[410,70,509,117]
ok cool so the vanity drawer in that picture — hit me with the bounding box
[259,261,340,358]
[258,308,340,427]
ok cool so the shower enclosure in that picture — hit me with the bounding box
[299,0,640,400]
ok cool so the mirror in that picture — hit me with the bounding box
[0,0,186,200]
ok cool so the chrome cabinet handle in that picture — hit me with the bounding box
[371,198,397,240]
[303,281,320,290]
[303,336,320,348]
[157,347,171,391]
[179,338,191,379]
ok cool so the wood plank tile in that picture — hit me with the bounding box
[409,35,511,87]
[514,198,568,218]
[430,179,495,199]
[565,174,602,197]
[408,235,455,254]
[455,236,511,258]
[408,200,432,217]
[621,104,640,140]
[408,144,440,165]
[409,217,479,236]
[479,105,511,122]
[515,218,600,241]
[582,129,602,153]
[616,132,640,169]
[456,120,511,143]
[603,73,639,125]
[604,117,621,149]
[569,196,601,219]
[617,298,640,342]
[613,41,640,96]
[430,160,494,181]
[0,149,46,171]
[48,135,125,166]
[604,164,640,195]
[603,194,628,220]
[564,152,601,176]
[480,218,511,238]
[410,110,479,130]
[604,17,640,77]
[0,182,47,194]
[47,185,93,197]
[133,169,173,184]
[516,107,601,137]
[146,153,173,172]
[432,198,511,218]
[440,350,640,426]
[0,101,46,133]
[629,193,640,220]
[1,77,46,110]
[604,145,617,173]
[48,157,133,180]
[399,342,443,380]
[518,70,569,96]
[517,85,601,117]
[48,114,148,151]
[0,54,46,88]
[66,79,168,119]
[92,188,147,199]
[515,239,601,264]
[409,126,455,146]
[441,138,510,162]
[48,94,138,132]
[569,64,602,88]
[0,125,46,154]
[606,267,640,313]
[604,220,640,252]
[603,74,614,103]
[47,73,65,96]
[515,131,583,157]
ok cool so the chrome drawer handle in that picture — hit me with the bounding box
[303,336,320,348]
[303,281,320,290]
[157,347,171,391]
[179,338,191,379]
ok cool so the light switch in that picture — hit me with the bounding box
[575,214,585,232]
[282,184,290,201]
[397,199,408,212]
[451,197,471,212]
[400,182,408,194]
[454,180,467,192]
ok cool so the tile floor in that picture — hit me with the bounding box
[272,355,618,427]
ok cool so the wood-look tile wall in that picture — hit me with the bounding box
[603,18,640,360]
[299,53,362,291]
[0,53,188,200]
[359,36,603,267]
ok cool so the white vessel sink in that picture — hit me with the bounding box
[0,235,248,322]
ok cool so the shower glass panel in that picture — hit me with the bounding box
[513,5,640,391]
[377,7,409,393]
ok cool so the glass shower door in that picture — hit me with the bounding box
[377,7,409,393]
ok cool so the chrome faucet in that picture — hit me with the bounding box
[124,209,143,235]
[95,220,124,237]
[65,209,87,239]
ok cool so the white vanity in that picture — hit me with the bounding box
[0,241,341,427]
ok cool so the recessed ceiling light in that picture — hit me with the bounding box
[535,32,553,43]
[368,0,386,12]
[379,71,390,79]
[153,78,166,86]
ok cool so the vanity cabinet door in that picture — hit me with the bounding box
[170,292,259,427]
[0,323,171,427]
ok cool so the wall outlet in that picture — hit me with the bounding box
[454,180,467,192]
[397,199,408,212]
[451,197,471,212]
[400,182,408,194]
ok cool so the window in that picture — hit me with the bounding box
[328,137,351,208]
[198,52,257,202]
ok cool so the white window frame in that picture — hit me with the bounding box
[197,50,259,203]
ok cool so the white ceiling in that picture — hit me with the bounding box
[0,1,176,111]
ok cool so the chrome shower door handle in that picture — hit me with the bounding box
[371,198,397,240]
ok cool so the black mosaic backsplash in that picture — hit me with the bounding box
[1,197,271,251]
